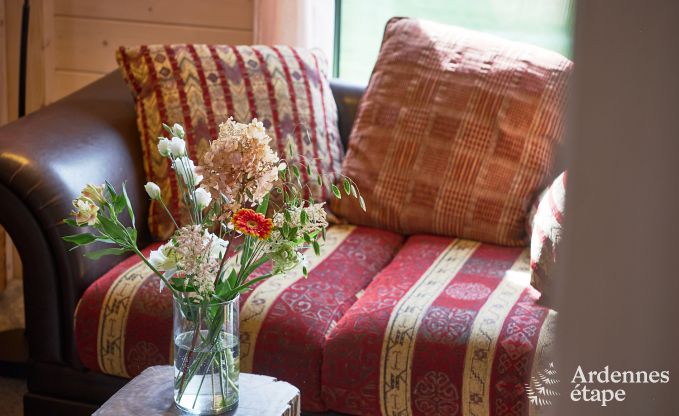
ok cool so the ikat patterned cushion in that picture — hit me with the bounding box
[116,44,343,240]
[331,18,573,246]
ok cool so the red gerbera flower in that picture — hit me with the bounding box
[231,208,273,239]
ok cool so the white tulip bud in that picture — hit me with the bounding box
[172,123,185,138]
[144,182,161,200]
[169,137,186,156]
[194,187,212,208]
[157,138,171,157]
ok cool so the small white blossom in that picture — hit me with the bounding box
[194,187,212,208]
[169,136,186,156]
[71,197,99,226]
[148,241,177,271]
[172,123,185,138]
[157,138,171,157]
[144,182,161,200]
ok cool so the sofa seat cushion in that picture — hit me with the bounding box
[321,234,555,416]
[74,225,403,412]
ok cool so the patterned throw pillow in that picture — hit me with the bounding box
[117,44,343,240]
[530,171,566,294]
[330,18,573,246]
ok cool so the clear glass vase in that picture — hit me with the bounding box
[173,295,240,415]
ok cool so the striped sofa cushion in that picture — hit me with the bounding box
[116,44,343,240]
[530,171,567,296]
[322,234,555,415]
[331,18,573,246]
[74,225,404,412]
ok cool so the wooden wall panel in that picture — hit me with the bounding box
[54,0,253,30]
[52,0,254,98]
[54,16,252,73]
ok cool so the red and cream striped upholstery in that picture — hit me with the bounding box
[74,225,404,412]
[331,18,573,246]
[530,171,567,295]
[116,44,343,240]
[321,234,555,415]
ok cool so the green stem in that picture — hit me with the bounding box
[158,197,180,230]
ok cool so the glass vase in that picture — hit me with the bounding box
[173,295,240,415]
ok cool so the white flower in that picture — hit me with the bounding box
[169,136,186,156]
[71,197,99,226]
[81,183,106,204]
[194,187,212,208]
[157,138,171,157]
[149,241,177,271]
[174,156,203,185]
[278,162,287,171]
[172,123,185,137]
[245,118,267,142]
[144,182,161,200]
[204,232,229,260]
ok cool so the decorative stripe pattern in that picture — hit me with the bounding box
[239,225,355,372]
[462,250,531,416]
[116,45,344,240]
[322,235,554,416]
[380,239,480,415]
[330,18,573,246]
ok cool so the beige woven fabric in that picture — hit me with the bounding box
[331,18,572,246]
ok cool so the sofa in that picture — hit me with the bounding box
[0,24,564,416]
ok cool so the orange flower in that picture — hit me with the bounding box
[231,208,273,239]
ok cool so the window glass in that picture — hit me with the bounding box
[338,0,574,83]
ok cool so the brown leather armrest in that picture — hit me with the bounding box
[0,71,150,366]
[329,79,366,149]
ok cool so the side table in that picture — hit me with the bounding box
[93,366,300,415]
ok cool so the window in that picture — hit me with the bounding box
[335,0,575,83]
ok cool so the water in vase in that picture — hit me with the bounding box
[174,330,240,415]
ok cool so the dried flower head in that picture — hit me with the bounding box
[199,118,281,216]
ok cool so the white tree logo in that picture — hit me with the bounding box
[525,362,560,406]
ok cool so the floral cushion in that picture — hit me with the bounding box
[74,225,404,412]
[330,18,573,246]
[116,44,343,240]
[321,234,555,415]
[530,171,567,296]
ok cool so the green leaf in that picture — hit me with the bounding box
[303,233,312,243]
[104,181,117,200]
[343,178,351,195]
[306,163,312,176]
[331,184,342,199]
[312,240,321,256]
[300,210,308,225]
[63,218,80,227]
[302,266,308,276]
[256,193,270,215]
[62,233,97,245]
[122,182,136,229]
[351,185,358,198]
[84,247,129,260]
[284,210,292,223]
[359,196,366,211]
[317,175,323,186]
[97,215,128,243]
[291,165,300,179]
[113,193,126,216]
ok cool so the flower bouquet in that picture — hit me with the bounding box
[63,119,364,414]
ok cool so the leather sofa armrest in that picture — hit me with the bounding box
[329,79,366,150]
[0,71,150,366]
